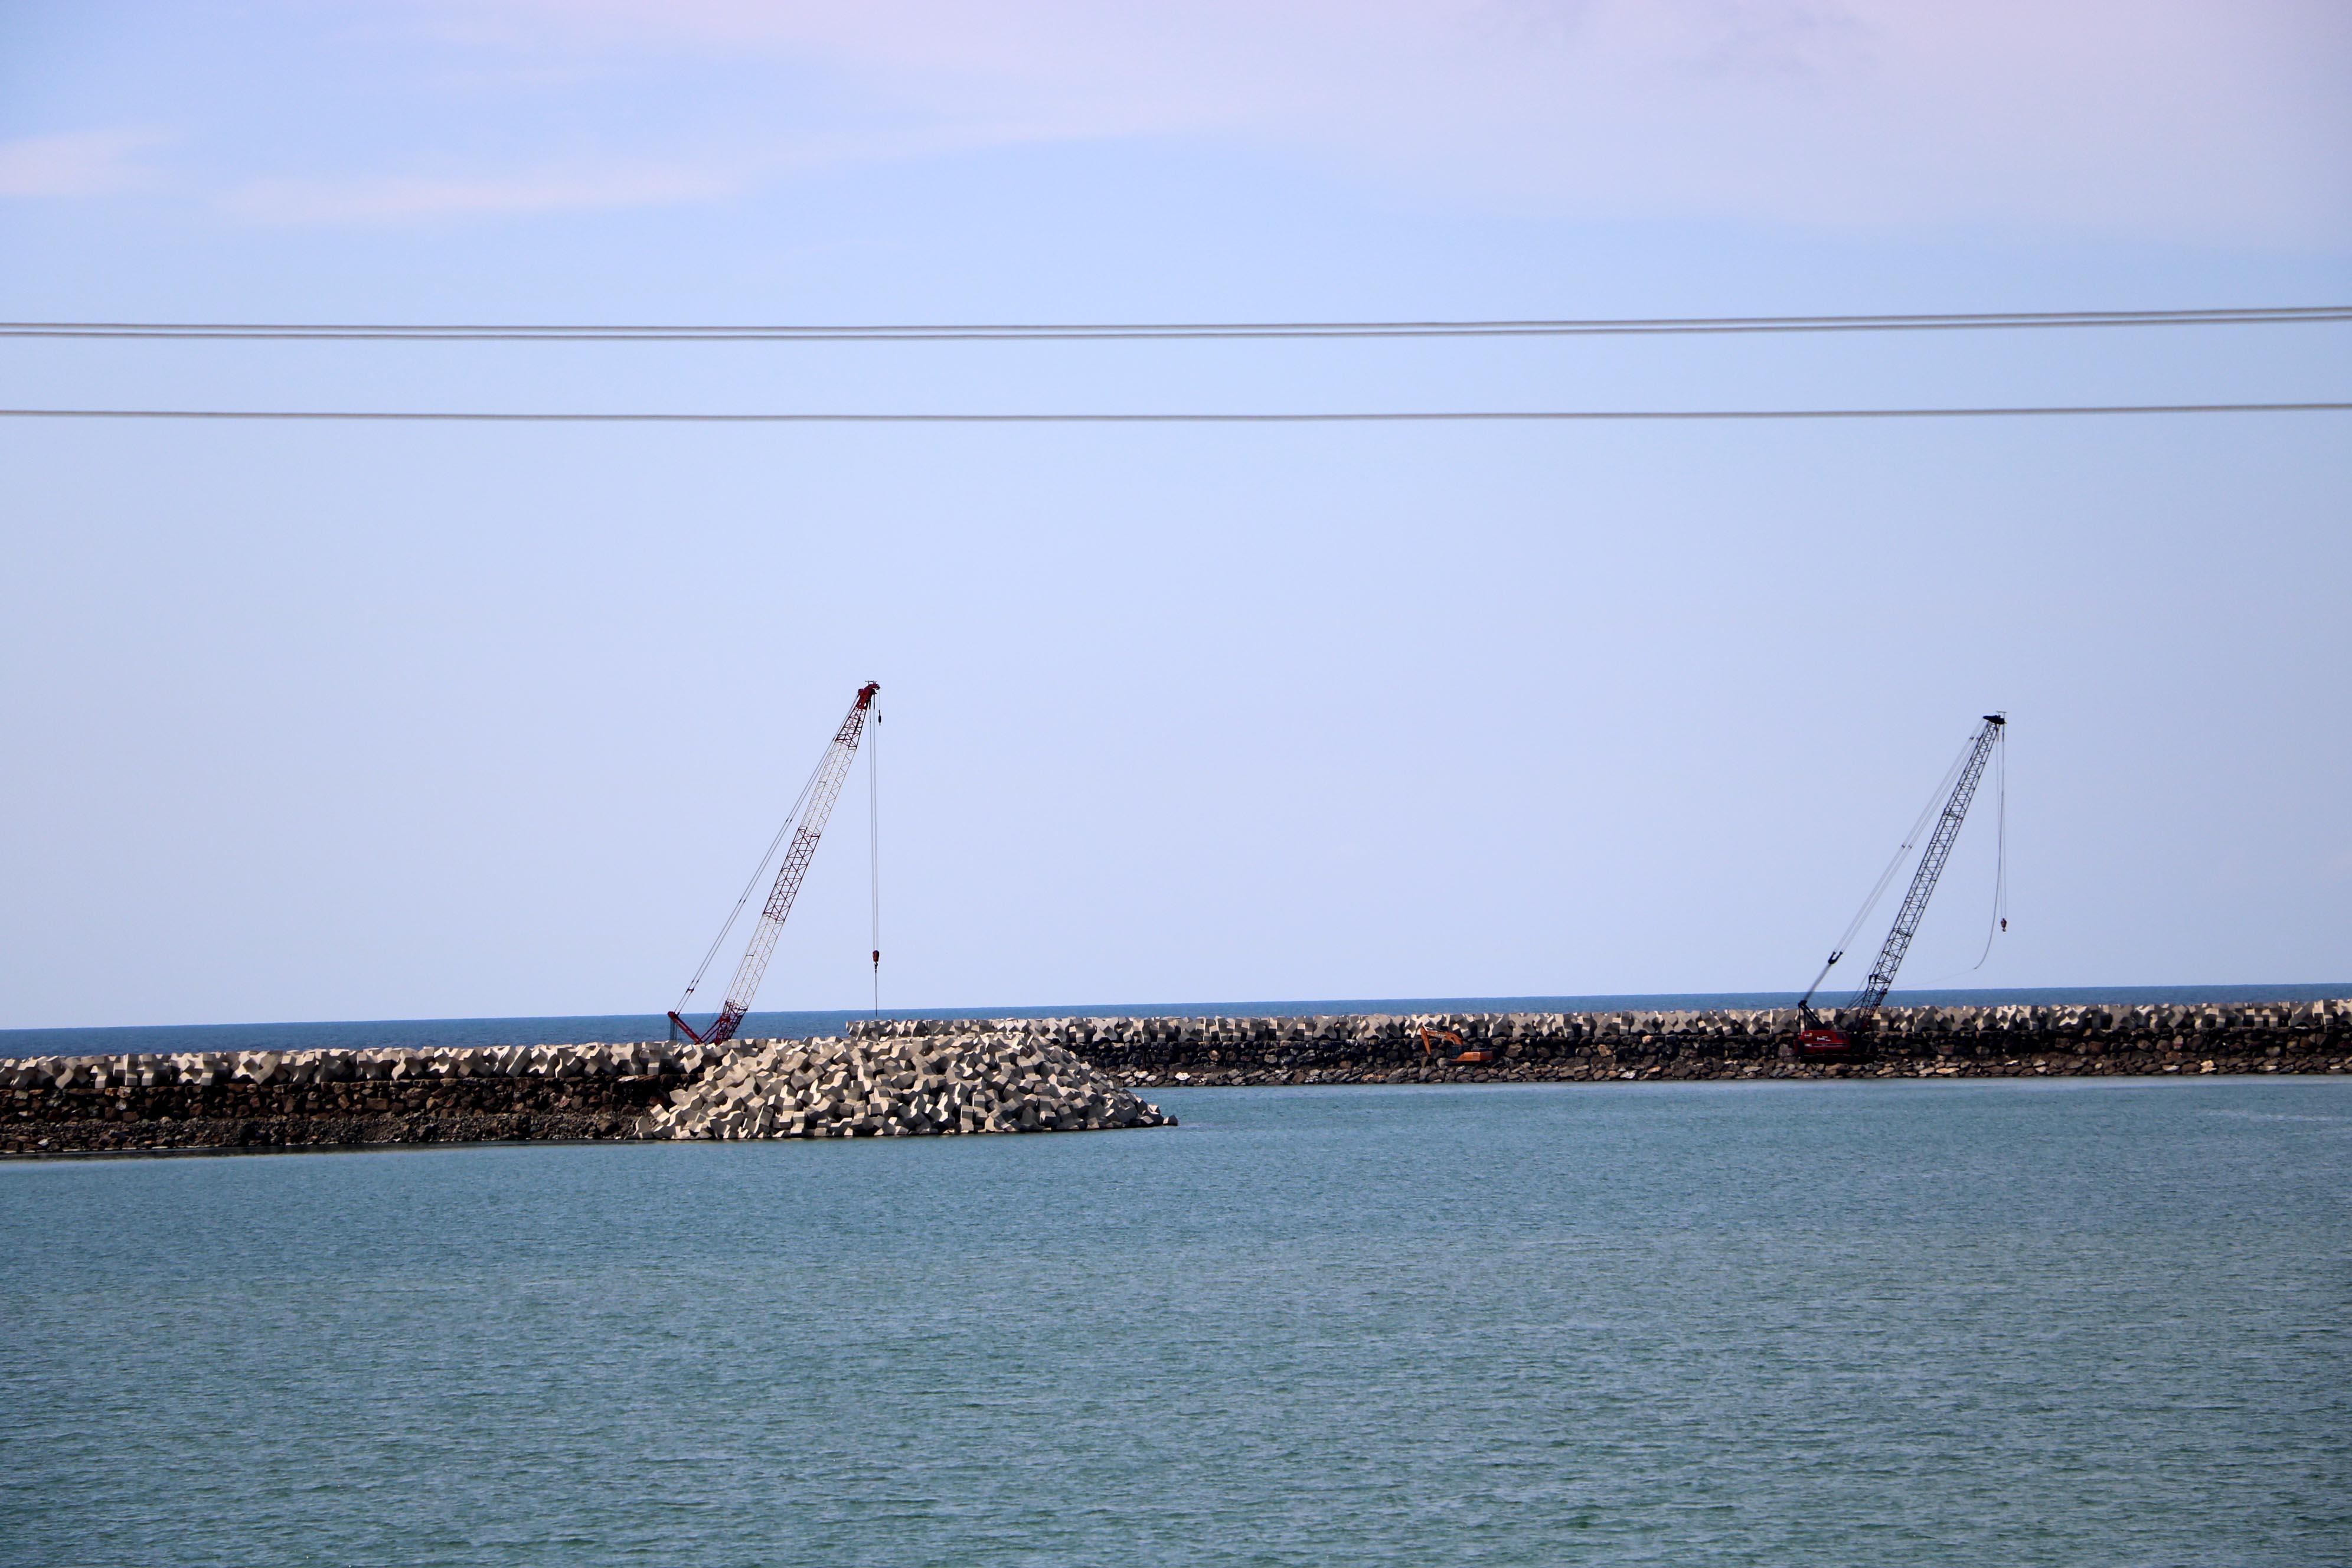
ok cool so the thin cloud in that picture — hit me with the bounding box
[215,115,1108,226]
[0,128,168,198]
[417,0,2352,243]
[223,161,738,225]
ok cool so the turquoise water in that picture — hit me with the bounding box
[4,1076,2346,1566]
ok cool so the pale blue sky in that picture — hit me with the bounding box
[3,2,2347,1028]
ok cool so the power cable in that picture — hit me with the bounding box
[4,305,2346,342]
[2,403,2347,423]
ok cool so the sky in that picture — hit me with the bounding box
[2,1,2348,1028]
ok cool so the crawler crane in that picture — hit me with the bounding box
[1796,714,2007,1055]
[667,681,879,1047]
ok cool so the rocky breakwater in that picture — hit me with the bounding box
[854,999,2352,1086]
[3,1031,1171,1158]
[648,1031,1172,1139]
[1,1039,716,1157]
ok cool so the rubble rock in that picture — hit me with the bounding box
[644,1031,1172,1141]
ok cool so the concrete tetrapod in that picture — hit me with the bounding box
[644,1030,1175,1140]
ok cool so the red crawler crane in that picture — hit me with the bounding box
[667,681,879,1047]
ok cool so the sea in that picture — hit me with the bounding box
[2,1073,2345,1564]
[6,982,2347,1060]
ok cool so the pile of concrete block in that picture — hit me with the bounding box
[646,1030,1174,1140]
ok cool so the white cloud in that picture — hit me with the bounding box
[0,128,167,198]
[223,160,737,224]
[417,0,2352,243]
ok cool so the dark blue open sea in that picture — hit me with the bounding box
[4,1074,2345,1566]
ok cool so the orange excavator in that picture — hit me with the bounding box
[1420,1027,1497,1067]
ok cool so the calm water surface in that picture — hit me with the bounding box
[4,1076,2346,1566]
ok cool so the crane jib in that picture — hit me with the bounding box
[1797,713,2005,1051]
[668,681,880,1047]
[1848,714,2005,1016]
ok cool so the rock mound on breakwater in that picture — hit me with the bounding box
[645,1031,1174,1140]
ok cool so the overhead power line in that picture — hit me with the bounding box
[2,306,2347,343]
[2,403,2346,423]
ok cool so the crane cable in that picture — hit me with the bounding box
[1971,729,2010,970]
[869,703,882,1020]
[675,744,831,1014]
[1881,733,2013,987]
[1802,735,1976,999]
[1864,726,2013,991]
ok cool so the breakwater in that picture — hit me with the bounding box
[7,1001,2343,1157]
[857,999,2351,1086]
[1,1033,1170,1156]
[2,1040,697,1157]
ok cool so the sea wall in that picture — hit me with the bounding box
[854,999,2352,1087]
[1,1040,714,1157]
[0,1032,1170,1156]
[6,1001,2346,1157]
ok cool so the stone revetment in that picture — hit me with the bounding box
[5,1000,2342,1157]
